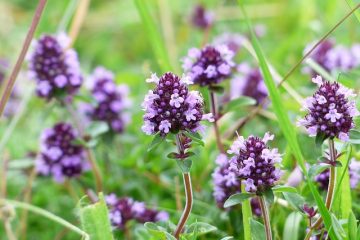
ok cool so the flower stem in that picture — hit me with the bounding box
[174,172,193,239]
[209,90,225,153]
[309,139,337,230]
[259,196,272,240]
[174,134,193,239]
[0,0,47,118]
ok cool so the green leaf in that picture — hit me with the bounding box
[349,129,360,144]
[144,222,176,240]
[331,213,346,239]
[183,131,204,147]
[282,212,302,240]
[85,121,109,138]
[308,164,330,178]
[208,85,225,94]
[250,219,266,240]
[167,152,178,159]
[78,193,114,240]
[176,159,192,173]
[263,188,274,204]
[348,211,357,240]
[134,0,172,72]
[221,96,256,114]
[148,133,164,152]
[185,222,217,235]
[223,193,254,208]
[282,192,305,211]
[315,132,327,147]
[272,185,298,193]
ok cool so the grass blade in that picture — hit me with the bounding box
[241,184,252,240]
[134,0,172,72]
[237,2,337,238]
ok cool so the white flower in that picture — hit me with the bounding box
[227,136,245,154]
[325,109,342,123]
[146,73,159,84]
[169,93,184,108]
[159,120,171,133]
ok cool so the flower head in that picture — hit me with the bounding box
[191,5,214,29]
[228,132,282,193]
[212,154,241,208]
[230,63,267,104]
[182,45,235,86]
[35,122,89,182]
[27,33,82,100]
[142,72,209,136]
[85,67,131,133]
[298,75,358,141]
[105,194,168,230]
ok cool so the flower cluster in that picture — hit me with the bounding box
[85,67,130,133]
[213,33,246,54]
[304,40,360,75]
[27,33,83,100]
[182,45,235,86]
[228,132,282,193]
[35,122,89,182]
[212,154,241,207]
[141,72,213,136]
[315,159,360,190]
[191,5,214,29]
[230,63,267,104]
[298,75,359,141]
[105,194,169,230]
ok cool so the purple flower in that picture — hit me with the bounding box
[182,45,235,86]
[213,33,246,54]
[297,75,359,141]
[35,122,89,182]
[105,194,168,230]
[315,158,360,190]
[303,39,360,76]
[27,33,83,100]
[230,63,267,104]
[228,132,282,193]
[191,5,214,29]
[250,198,262,217]
[85,67,131,133]
[212,154,241,208]
[141,72,212,136]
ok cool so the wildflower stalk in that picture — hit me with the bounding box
[65,103,103,193]
[305,139,337,239]
[258,196,272,240]
[174,134,193,239]
[209,91,225,153]
[0,0,47,118]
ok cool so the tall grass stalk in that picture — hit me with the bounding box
[0,0,48,118]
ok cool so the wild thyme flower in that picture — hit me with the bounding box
[297,75,359,141]
[35,122,89,182]
[228,132,282,193]
[141,72,213,136]
[212,154,241,208]
[28,33,82,100]
[213,33,246,54]
[85,67,131,133]
[304,40,360,75]
[105,194,168,230]
[182,45,235,86]
[315,158,360,190]
[191,4,214,29]
[230,63,267,104]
